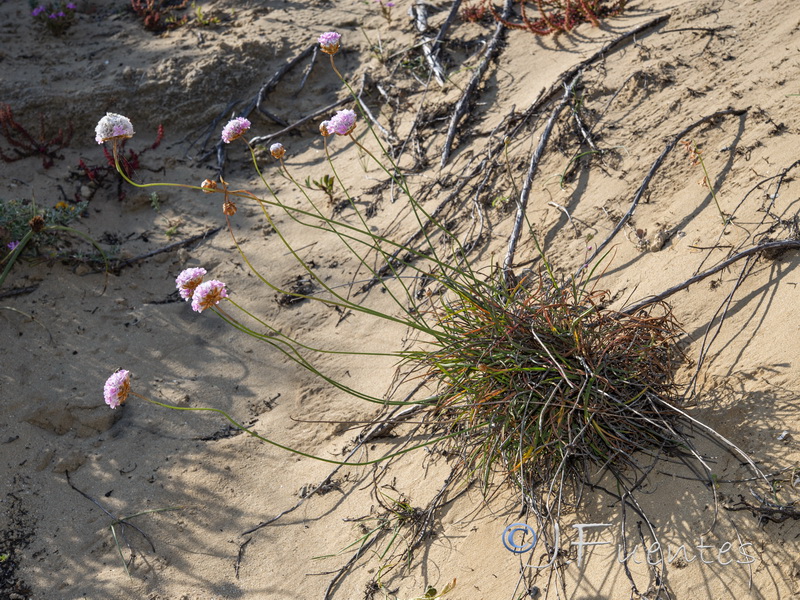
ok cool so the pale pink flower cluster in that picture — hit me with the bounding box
[104,369,131,409]
[191,280,228,313]
[175,268,228,312]
[95,113,135,144]
[221,117,251,143]
[318,31,341,55]
[176,267,207,300]
[327,109,357,136]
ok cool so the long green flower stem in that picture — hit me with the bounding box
[109,132,456,341]
[212,304,425,406]
[109,136,432,334]
[237,139,440,331]
[221,207,441,337]
[130,390,467,466]
[112,143,201,193]
[320,139,422,313]
[221,299,407,359]
[275,148,417,316]
[328,53,473,278]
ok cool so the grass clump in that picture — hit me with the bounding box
[419,269,683,499]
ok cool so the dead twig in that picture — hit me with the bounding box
[430,0,462,56]
[503,76,578,286]
[249,75,367,146]
[622,239,800,315]
[356,74,398,145]
[234,537,250,579]
[725,493,800,524]
[531,15,670,116]
[413,0,447,86]
[440,0,513,167]
[297,45,319,93]
[576,107,748,281]
[256,43,316,124]
[109,227,222,272]
[686,257,754,397]
[0,284,38,299]
[323,536,380,600]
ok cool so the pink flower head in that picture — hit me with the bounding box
[318,31,341,55]
[32,5,45,17]
[7,240,19,251]
[328,109,357,136]
[104,369,131,409]
[221,117,251,144]
[176,267,207,300]
[191,280,228,313]
[270,142,286,159]
[95,113,135,144]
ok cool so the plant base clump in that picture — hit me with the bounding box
[422,272,683,499]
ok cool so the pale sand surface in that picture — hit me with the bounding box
[1,1,799,598]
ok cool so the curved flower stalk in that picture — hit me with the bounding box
[171,268,423,406]
[315,34,482,296]
[103,370,463,465]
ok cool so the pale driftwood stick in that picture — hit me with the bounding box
[440,0,513,167]
[413,0,446,86]
[247,97,349,145]
[531,15,670,116]
[622,239,800,315]
[430,0,462,56]
[256,43,316,124]
[574,107,748,281]
[487,17,671,162]
[297,45,319,92]
[356,75,398,144]
[249,75,368,146]
[502,77,578,286]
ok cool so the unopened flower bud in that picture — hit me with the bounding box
[223,200,237,216]
[270,142,286,159]
[201,179,218,193]
[319,121,332,137]
[29,215,45,233]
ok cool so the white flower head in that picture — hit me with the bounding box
[95,113,135,145]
